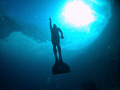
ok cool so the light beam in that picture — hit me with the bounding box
[62,0,95,27]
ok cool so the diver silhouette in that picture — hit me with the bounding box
[49,18,71,75]
[49,18,64,62]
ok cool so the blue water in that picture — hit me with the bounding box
[0,0,120,90]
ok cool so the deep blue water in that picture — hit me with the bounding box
[0,0,120,90]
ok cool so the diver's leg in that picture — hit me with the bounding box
[53,44,58,62]
[57,44,63,61]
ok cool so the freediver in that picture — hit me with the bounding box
[49,18,64,62]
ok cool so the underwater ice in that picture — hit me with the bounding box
[0,0,112,51]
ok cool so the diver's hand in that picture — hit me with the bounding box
[61,36,64,39]
[49,18,51,21]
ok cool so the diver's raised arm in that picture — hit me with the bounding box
[49,18,52,30]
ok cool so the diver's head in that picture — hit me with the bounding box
[53,24,57,28]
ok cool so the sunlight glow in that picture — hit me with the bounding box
[62,1,95,27]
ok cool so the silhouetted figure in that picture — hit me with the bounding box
[49,18,64,62]
[49,18,71,75]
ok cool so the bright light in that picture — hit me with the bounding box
[62,1,95,27]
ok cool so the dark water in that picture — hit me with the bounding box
[0,0,120,90]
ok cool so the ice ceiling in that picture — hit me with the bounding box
[1,0,112,50]
[54,0,112,50]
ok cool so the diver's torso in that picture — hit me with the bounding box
[51,28,59,39]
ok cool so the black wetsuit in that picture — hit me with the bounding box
[51,27,61,45]
[49,19,63,61]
